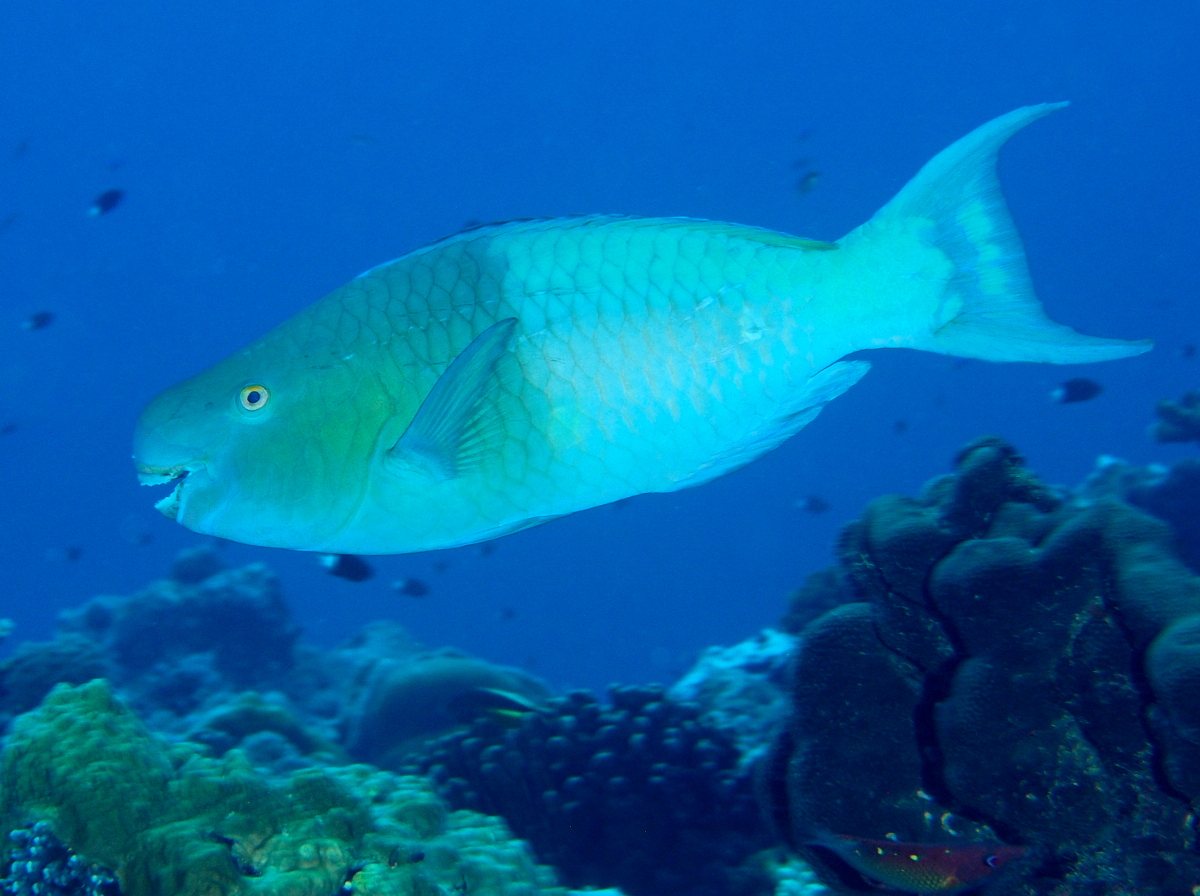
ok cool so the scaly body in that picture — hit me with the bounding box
[135,105,1149,553]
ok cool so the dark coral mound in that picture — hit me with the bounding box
[0,552,302,725]
[1152,390,1200,445]
[762,438,1200,895]
[59,557,298,688]
[0,552,339,766]
[407,685,772,896]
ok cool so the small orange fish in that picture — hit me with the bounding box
[813,834,1026,894]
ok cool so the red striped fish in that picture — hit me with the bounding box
[814,834,1026,893]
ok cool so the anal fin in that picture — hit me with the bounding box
[670,359,871,490]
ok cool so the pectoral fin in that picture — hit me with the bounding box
[388,318,518,479]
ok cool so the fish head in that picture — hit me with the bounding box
[134,333,389,550]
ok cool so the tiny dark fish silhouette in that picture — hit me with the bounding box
[12,139,28,159]
[812,833,1026,894]
[44,546,83,563]
[795,170,822,195]
[0,212,18,234]
[321,553,374,582]
[894,418,909,434]
[479,543,495,557]
[0,423,16,436]
[1051,377,1103,404]
[22,311,54,331]
[88,188,124,216]
[1181,343,1196,359]
[392,577,430,597]
[798,494,830,514]
[500,606,516,621]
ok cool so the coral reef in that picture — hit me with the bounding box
[668,629,796,772]
[0,538,825,896]
[1,822,119,896]
[0,636,108,717]
[0,555,310,734]
[1079,454,1200,575]
[1151,389,1200,444]
[58,561,298,689]
[0,680,567,896]
[407,685,771,896]
[184,690,344,771]
[343,647,552,768]
[777,568,853,636]
[761,438,1200,895]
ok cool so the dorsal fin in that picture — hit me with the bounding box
[388,318,518,479]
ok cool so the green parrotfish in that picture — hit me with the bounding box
[134,104,1150,553]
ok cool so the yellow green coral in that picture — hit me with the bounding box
[0,680,566,896]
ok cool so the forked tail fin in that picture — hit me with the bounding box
[875,103,1151,364]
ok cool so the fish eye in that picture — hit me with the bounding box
[239,384,270,411]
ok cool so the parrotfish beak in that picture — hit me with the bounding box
[134,461,207,520]
[133,391,217,521]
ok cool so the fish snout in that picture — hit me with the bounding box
[133,415,213,521]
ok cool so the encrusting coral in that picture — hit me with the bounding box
[0,680,567,896]
[761,438,1200,895]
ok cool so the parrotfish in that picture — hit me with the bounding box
[134,104,1150,553]
[814,834,1026,894]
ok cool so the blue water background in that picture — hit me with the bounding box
[0,1,1196,691]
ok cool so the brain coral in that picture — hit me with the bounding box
[0,680,566,896]
[761,438,1200,895]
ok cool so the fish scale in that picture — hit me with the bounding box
[135,105,1150,553]
[297,218,819,549]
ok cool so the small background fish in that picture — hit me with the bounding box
[1051,377,1103,404]
[88,188,123,216]
[814,834,1026,894]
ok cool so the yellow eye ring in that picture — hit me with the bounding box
[239,384,270,411]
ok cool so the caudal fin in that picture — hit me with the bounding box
[877,103,1151,364]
